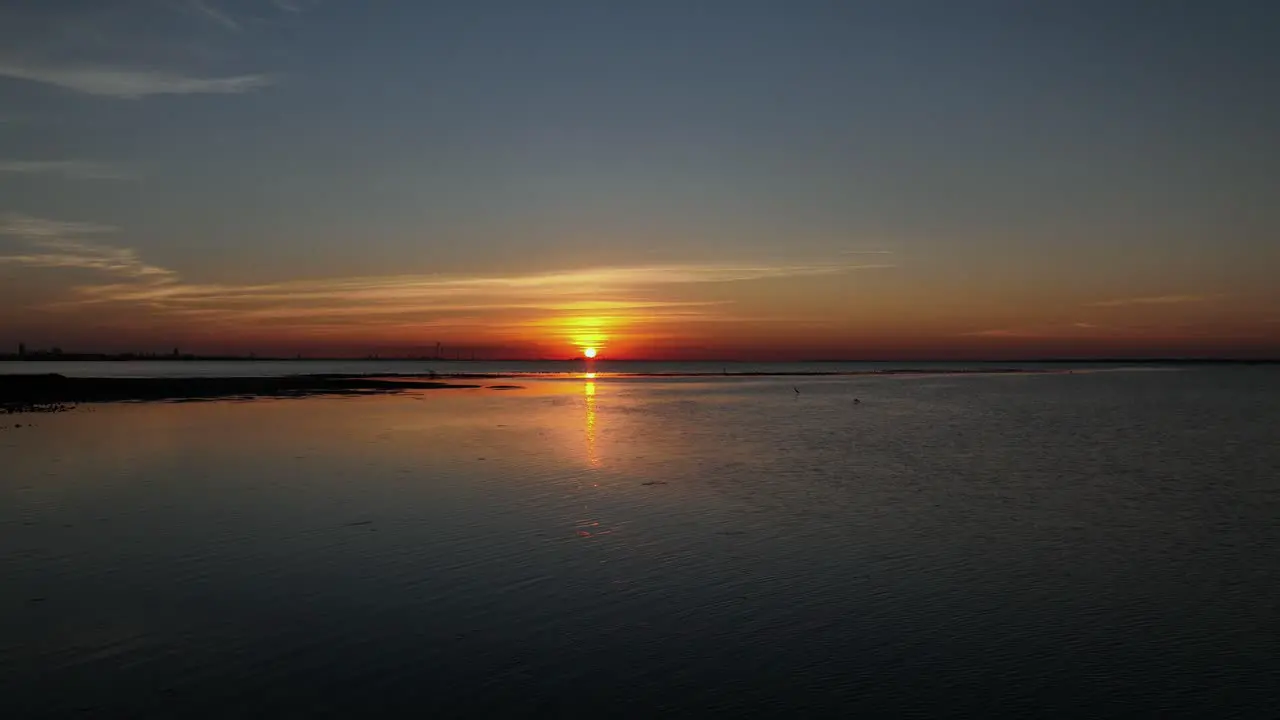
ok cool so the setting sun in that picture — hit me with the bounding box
[583,347,598,359]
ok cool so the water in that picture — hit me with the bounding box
[3,369,1278,717]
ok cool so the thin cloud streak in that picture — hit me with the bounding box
[6,215,892,339]
[0,241,174,279]
[0,214,173,279]
[0,214,117,238]
[0,63,274,98]
[62,262,893,307]
[48,255,888,333]
[183,0,241,31]
[1088,295,1210,308]
[0,160,131,181]
[962,322,1112,338]
[155,300,733,322]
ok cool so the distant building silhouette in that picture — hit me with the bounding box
[17,343,25,358]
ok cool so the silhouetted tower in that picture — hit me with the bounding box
[18,342,25,358]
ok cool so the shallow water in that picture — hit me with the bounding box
[3,369,1279,718]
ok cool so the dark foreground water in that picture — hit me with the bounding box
[3,369,1278,718]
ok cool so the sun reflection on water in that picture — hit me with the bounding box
[584,376,599,467]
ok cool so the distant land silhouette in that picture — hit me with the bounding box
[1,344,1277,365]
[0,373,482,407]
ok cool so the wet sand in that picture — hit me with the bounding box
[0,367,1058,409]
[0,373,479,407]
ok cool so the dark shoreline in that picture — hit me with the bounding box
[0,373,480,408]
[0,364,1196,409]
[0,367,1053,409]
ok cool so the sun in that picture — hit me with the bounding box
[583,347,598,359]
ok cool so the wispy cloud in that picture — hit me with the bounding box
[170,0,311,27]
[64,261,892,308]
[182,0,242,32]
[5,212,891,344]
[151,299,735,324]
[1088,295,1210,308]
[25,239,887,333]
[0,214,173,280]
[963,322,1108,338]
[0,160,131,181]
[0,240,174,280]
[0,214,116,239]
[0,62,273,98]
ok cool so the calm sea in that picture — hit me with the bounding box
[3,368,1278,717]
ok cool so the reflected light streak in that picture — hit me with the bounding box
[584,377,599,467]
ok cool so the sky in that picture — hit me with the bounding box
[1,0,1277,360]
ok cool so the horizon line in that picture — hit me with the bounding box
[2,352,1277,364]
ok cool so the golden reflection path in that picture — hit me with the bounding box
[584,373,599,467]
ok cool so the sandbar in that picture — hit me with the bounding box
[0,373,477,409]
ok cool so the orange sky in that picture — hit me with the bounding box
[3,241,1276,359]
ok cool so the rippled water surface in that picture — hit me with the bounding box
[3,369,1279,718]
